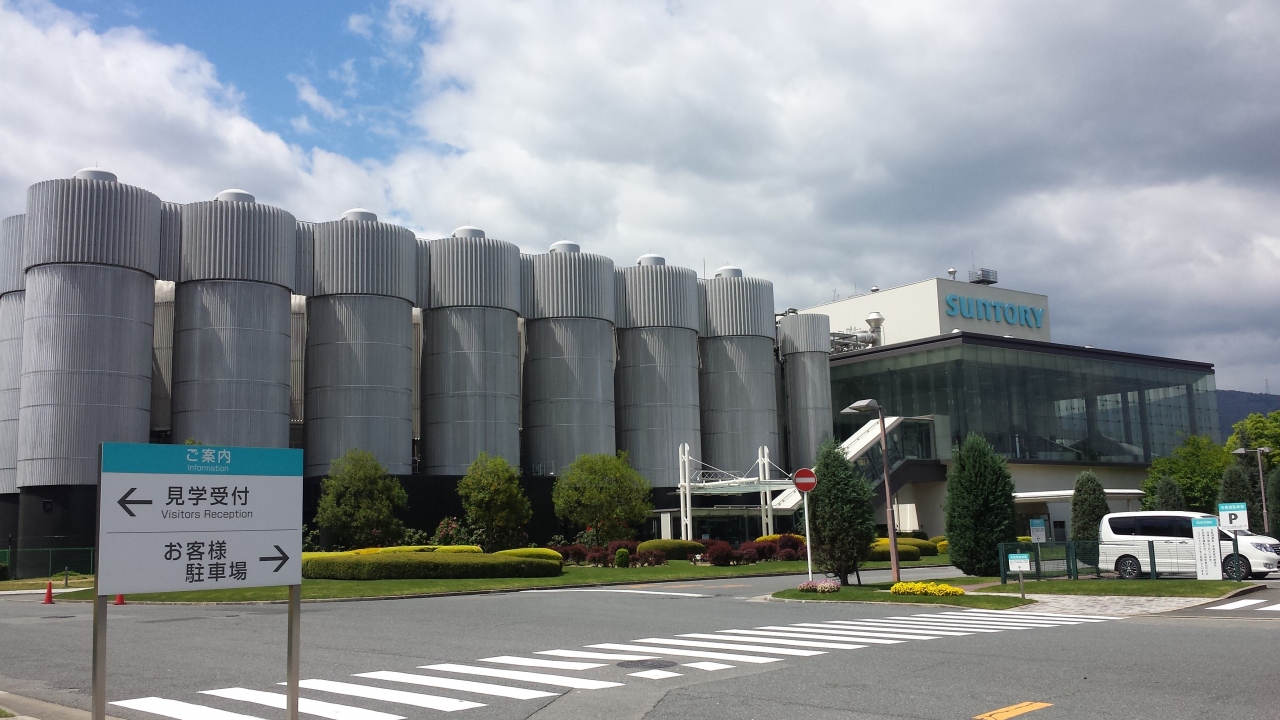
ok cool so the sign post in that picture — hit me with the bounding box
[1192,517,1222,580]
[93,443,303,720]
[793,468,817,581]
[1008,553,1031,599]
[1029,518,1047,544]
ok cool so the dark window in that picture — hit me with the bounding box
[1108,517,1137,535]
[1139,516,1178,537]
[1168,516,1193,539]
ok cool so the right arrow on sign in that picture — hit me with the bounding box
[259,545,290,572]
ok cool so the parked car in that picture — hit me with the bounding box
[1097,511,1280,579]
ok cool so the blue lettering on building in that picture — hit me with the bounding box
[944,294,1045,328]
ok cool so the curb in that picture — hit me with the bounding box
[764,595,1032,609]
[0,692,125,720]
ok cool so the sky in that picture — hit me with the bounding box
[0,0,1277,391]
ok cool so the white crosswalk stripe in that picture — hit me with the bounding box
[879,617,1015,631]
[683,632,865,649]
[629,669,682,679]
[587,643,782,663]
[293,680,484,712]
[479,656,605,670]
[200,688,405,720]
[1206,598,1268,610]
[421,663,623,690]
[723,628,889,645]
[820,620,973,636]
[536,649,659,660]
[920,613,1075,628]
[630,637,825,656]
[683,662,734,671]
[113,698,268,720]
[891,614,1052,629]
[1261,604,1280,611]
[353,671,558,700]
[755,625,915,642]
[960,609,1119,622]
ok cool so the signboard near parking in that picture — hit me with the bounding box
[1007,553,1031,572]
[1192,517,1222,580]
[1218,502,1249,532]
[97,443,303,596]
[1029,518,1047,544]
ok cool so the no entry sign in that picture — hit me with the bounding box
[793,468,817,493]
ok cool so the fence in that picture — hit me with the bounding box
[998,538,1248,583]
[1,547,96,580]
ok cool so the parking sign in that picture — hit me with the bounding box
[1218,502,1248,532]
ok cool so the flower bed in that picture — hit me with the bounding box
[889,581,965,596]
[797,579,841,593]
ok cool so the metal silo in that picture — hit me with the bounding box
[150,280,175,441]
[614,254,700,488]
[17,169,160,548]
[0,214,25,539]
[289,293,306,448]
[294,221,314,297]
[157,201,181,282]
[170,189,295,447]
[522,242,615,476]
[420,227,521,475]
[698,266,779,475]
[306,209,416,477]
[777,312,834,471]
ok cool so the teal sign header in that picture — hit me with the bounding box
[101,443,303,477]
[945,294,1045,328]
[1218,502,1247,513]
[1192,517,1219,528]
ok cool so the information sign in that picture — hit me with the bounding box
[1192,517,1222,580]
[1218,502,1249,532]
[1007,553,1031,572]
[97,443,303,596]
[1029,518,1047,544]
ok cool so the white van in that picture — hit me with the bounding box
[1097,511,1280,579]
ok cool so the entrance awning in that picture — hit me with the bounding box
[1012,489,1145,504]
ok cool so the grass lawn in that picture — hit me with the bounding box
[0,576,96,592]
[976,578,1251,597]
[773,582,1031,609]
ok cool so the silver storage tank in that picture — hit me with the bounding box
[522,242,615,476]
[0,215,25,501]
[150,280,175,439]
[294,221,314,297]
[17,169,160,547]
[420,227,521,476]
[171,189,295,447]
[697,266,779,475]
[289,294,306,448]
[157,201,181,282]
[614,254,700,488]
[306,209,416,477]
[777,312,834,471]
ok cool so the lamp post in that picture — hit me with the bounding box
[842,398,900,582]
[1232,446,1272,535]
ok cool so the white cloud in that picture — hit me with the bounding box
[286,73,345,121]
[346,13,373,39]
[330,59,358,97]
[290,115,313,133]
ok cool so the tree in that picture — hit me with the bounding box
[457,452,531,551]
[944,433,1016,577]
[1147,475,1187,511]
[1219,463,1264,531]
[1141,435,1232,513]
[1268,466,1280,538]
[313,449,407,550]
[808,439,877,586]
[552,453,653,542]
[1070,470,1110,567]
[1226,411,1280,474]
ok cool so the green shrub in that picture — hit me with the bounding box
[893,538,938,556]
[0,562,6,581]
[434,545,483,554]
[637,539,704,560]
[937,540,949,554]
[313,449,407,550]
[497,548,563,563]
[929,535,946,545]
[615,548,630,568]
[866,544,921,562]
[302,552,561,580]
[376,545,438,553]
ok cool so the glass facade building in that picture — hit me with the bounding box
[831,333,1218,466]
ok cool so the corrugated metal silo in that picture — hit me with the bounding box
[170,189,295,447]
[697,266,779,475]
[294,221,314,297]
[306,209,416,477]
[157,201,181,282]
[289,294,306,448]
[420,227,521,475]
[522,242,616,476]
[150,280,175,439]
[777,312,834,471]
[17,169,160,546]
[614,254,700,487]
[0,215,25,498]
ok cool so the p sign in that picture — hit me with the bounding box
[792,468,817,493]
[1219,502,1249,532]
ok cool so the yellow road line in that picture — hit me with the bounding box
[974,701,1053,720]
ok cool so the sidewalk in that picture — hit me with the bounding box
[0,692,123,720]
[1018,593,1208,615]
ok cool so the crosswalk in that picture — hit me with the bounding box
[109,608,1118,719]
[1204,598,1280,611]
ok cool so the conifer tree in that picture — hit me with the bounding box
[1070,470,1110,567]
[944,433,1016,576]
[1219,464,1263,530]
[809,439,877,585]
[1148,475,1187,511]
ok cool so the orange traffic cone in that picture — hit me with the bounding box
[42,581,54,604]
[113,594,125,606]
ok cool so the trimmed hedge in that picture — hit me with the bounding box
[637,539,704,561]
[434,545,483,553]
[756,533,806,544]
[929,535,947,545]
[302,552,561,580]
[937,540,949,554]
[893,538,939,556]
[496,548,563,563]
[867,544,921,562]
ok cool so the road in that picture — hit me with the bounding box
[1,566,1276,720]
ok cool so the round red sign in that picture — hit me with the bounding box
[793,468,817,493]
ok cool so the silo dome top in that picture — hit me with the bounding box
[342,208,378,222]
[215,188,255,203]
[549,240,580,253]
[713,265,743,278]
[637,254,665,266]
[74,168,117,182]
[452,226,485,239]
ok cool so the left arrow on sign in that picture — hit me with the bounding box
[259,545,290,572]
[117,487,153,517]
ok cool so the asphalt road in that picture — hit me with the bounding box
[1,566,1276,720]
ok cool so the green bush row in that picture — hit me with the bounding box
[867,544,922,562]
[496,548,564,563]
[891,538,939,556]
[928,535,946,545]
[301,552,561,580]
[637,539,704,561]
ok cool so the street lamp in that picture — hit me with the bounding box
[842,398,900,582]
[1231,447,1272,535]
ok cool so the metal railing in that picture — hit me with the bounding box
[998,538,1248,583]
[4,547,96,580]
